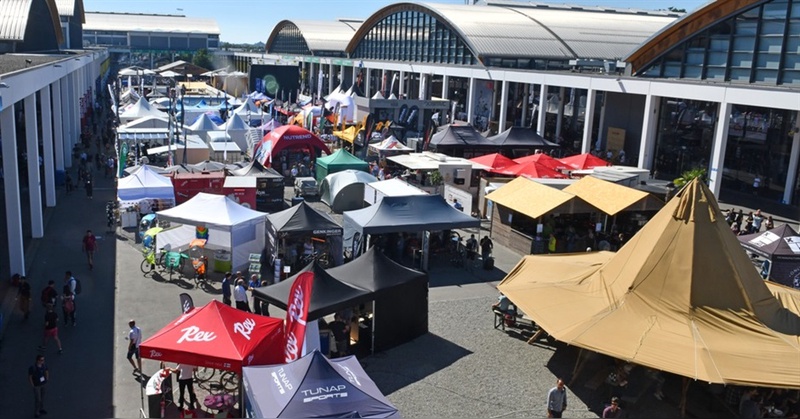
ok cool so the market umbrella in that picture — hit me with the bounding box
[513,153,566,171]
[558,153,610,170]
[469,153,516,171]
[493,160,567,178]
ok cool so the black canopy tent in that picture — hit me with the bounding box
[487,126,560,156]
[266,201,344,268]
[738,224,800,287]
[427,124,494,157]
[231,160,285,212]
[253,247,428,355]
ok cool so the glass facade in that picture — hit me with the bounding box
[651,98,717,181]
[351,10,477,65]
[639,0,800,86]
[721,105,795,202]
[269,23,311,56]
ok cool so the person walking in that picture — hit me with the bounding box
[28,354,49,418]
[17,275,32,320]
[126,319,143,374]
[82,230,97,270]
[480,235,493,261]
[602,397,622,418]
[221,272,232,306]
[39,304,63,354]
[546,378,568,418]
[84,172,93,199]
[40,280,57,310]
[61,288,76,326]
[234,279,251,312]
[172,363,199,412]
[63,272,77,325]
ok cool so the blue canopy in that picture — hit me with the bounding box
[242,350,399,418]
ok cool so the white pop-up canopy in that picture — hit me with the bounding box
[156,193,267,271]
[117,165,175,207]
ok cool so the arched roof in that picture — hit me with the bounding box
[0,0,63,44]
[266,19,362,55]
[54,0,84,23]
[347,2,678,62]
[625,0,763,75]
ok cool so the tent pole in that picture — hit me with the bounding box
[679,377,691,417]
[371,303,376,355]
[568,349,586,387]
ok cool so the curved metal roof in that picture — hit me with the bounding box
[625,0,762,75]
[267,19,362,54]
[0,0,62,43]
[347,2,679,61]
[84,12,220,35]
[54,0,84,22]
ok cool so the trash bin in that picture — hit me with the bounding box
[214,249,232,273]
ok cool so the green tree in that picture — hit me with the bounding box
[192,49,213,70]
[673,167,706,188]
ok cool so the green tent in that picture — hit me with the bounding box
[315,149,370,182]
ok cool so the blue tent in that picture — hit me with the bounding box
[242,350,399,418]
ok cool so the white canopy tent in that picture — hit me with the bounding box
[363,178,428,205]
[156,193,267,272]
[187,113,222,132]
[119,97,167,123]
[233,97,263,118]
[121,115,172,130]
[117,165,176,210]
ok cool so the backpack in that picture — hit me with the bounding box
[73,278,82,295]
[63,297,75,313]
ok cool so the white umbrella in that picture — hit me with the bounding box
[119,66,155,76]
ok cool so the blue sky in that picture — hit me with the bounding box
[83,0,708,44]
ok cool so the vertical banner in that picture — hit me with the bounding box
[284,272,314,363]
[179,293,195,314]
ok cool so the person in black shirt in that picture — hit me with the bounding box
[28,354,49,418]
[17,276,32,320]
[329,313,350,357]
[39,305,62,354]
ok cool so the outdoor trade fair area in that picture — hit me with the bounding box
[0,1,799,418]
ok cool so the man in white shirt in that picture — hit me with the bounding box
[233,280,251,312]
[126,319,142,374]
[172,364,198,411]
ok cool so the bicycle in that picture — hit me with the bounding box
[141,247,161,275]
[162,250,188,281]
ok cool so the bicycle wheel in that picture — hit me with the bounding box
[194,367,215,383]
[140,258,154,274]
[157,252,166,269]
[219,371,239,393]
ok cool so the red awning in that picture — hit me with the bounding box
[513,153,566,171]
[493,160,568,179]
[139,300,284,372]
[558,153,610,170]
[469,153,515,170]
[254,125,331,167]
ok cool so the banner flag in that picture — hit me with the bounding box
[284,272,314,363]
[179,293,195,314]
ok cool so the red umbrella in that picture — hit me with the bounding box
[558,153,610,170]
[470,153,516,170]
[513,153,565,171]
[140,300,284,372]
[494,161,568,178]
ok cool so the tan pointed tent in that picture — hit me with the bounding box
[499,179,800,388]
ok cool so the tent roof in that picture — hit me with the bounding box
[738,224,800,261]
[513,153,566,171]
[563,176,650,216]
[243,350,398,418]
[120,97,166,120]
[486,176,576,219]
[156,193,266,229]
[255,125,331,167]
[429,124,492,147]
[189,160,227,172]
[139,300,284,372]
[559,153,610,170]
[188,113,222,131]
[321,169,377,207]
[117,164,175,201]
[121,115,171,130]
[316,149,369,170]
[367,178,427,197]
[469,153,516,170]
[267,201,342,236]
[221,113,250,130]
[369,136,414,151]
[493,160,567,179]
[498,179,800,388]
[344,194,479,234]
[230,160,283,178]
[487,127,559,148]
[253,264,370,320]
[328,247,427,296]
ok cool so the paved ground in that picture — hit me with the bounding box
[0,168,796,418]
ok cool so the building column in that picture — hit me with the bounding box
[380,69,387,97]
[536,84,548,137]
[520,83,528,128]
[581,89,597,154]
[339,64,345,89]
[638,94,661,171]
[60,76,72,168]
[467,77,476,124]
[328,64,335,94]
[399,71,405,99]
[24,94,44,238]
[596,92,607,152]
[441,74,449,99]
[364,68,371,96]
[498,80,509,132]
[52,79,65,171]
[418,73,427,100]
[40,85,56,207]
[708,101,732,195]
[555,87,566,141]
[1,105,25,275]
[783,112,800,205]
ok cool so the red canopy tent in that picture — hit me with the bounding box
[469,153,516,171]
[253,125,331,167]
[493,161,568,179]
[513,153,565,171]
[558,153,610,170]
[139,300,284,372]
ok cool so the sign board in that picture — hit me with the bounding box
[606,127,626,155]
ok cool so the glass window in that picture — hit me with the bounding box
[706,67,727,80]
[733,36,756,51]
[683,65,703,78]
[754,69,779,82]
[707,51,729,66]
[757,53,782,69]
[758,36,784,53]
[731,52,754,68]
[730,68,752,82]
[784,53,800,69]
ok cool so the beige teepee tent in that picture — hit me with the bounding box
[499,179,800,388]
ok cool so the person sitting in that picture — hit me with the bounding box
[492,293,516,316]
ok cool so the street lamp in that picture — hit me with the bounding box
[180,84,187,165]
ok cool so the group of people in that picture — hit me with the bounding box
[727,208,774,236]
[221,271,269,315]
